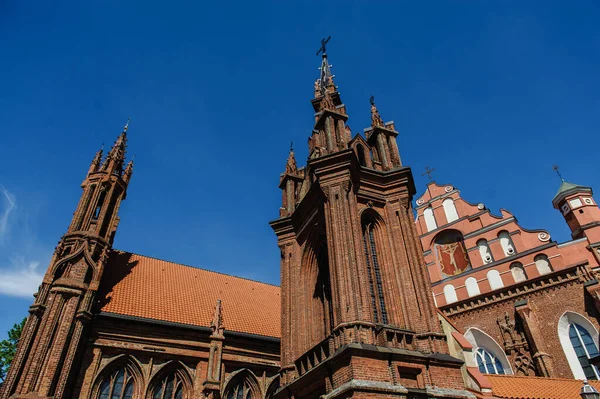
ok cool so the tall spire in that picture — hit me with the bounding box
[316,36,336,97]
[101,120,129,175]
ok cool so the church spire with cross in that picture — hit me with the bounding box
[315,36,336,97]
[307,36,351,159]
[271,39,469,399]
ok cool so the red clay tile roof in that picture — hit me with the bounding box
[97,251,281,338]
[487,375,600,399]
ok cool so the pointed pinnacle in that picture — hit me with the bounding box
[124,116,131,132]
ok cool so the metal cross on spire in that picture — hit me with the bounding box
[552,165,564,182]
[316,36,331,56]
[422,166,435,182]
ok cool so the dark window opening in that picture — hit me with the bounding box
[93,191,107,220]
[362,222,388,324]
[152,372,183,399]
[316,243,334,335]
[98,367,134,399]
[77,184,96,230]
[356,144,367,167]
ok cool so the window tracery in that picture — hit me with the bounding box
[98,368,134,399]
[152,371,184,399]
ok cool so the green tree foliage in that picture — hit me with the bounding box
[0,318,26,383]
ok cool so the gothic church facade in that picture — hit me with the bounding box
[2,48,600,399]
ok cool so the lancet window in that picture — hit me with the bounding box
[362,215,388,324]
[152,372,184,399]
[98,368,134,399]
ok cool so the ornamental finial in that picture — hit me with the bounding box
[552,165,564,182]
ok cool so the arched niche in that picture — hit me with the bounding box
[465,277,480,297]
[432,229,471,278]
[487,269,504,291]
[477,239,494,264]
[300,229,334,352]
[442,198,459,224]
[423,207,437,232]
[498,230,517,257]
[510,262,527,283]
[443,284,458,304]
[534,254,553,275]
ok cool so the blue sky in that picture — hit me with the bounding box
[1,1,599,338]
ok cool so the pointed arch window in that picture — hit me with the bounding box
[225,376,257,399]
[559,312,600,380]
[356,144,367,167]
[93,190,107,220]
[362,216,388,324]
[476,347,505,375]
[465,328,513,375]
[569,323,600,380]
[152,371,184,399]
[98,368,134,399]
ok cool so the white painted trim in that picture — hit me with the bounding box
[464,328,513,375]
[558,311,600,380]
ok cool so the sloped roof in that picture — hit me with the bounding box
[553,180,591,205]
[487,375,600,399]
[97,251,281,338]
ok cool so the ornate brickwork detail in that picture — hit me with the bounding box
[497,312,536,376]
[270,45,467,399]
[0,125,133,399]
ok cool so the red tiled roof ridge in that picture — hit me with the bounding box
[111,249,281,288]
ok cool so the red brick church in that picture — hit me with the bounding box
[2,48,600,399]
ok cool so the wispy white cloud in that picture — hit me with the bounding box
[0,186,48,298]
[0,185,16,243]
[0,257,43,298]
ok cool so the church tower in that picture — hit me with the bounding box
[270,43,468,398]
[552,179,600,243]
[0,124,133,399]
